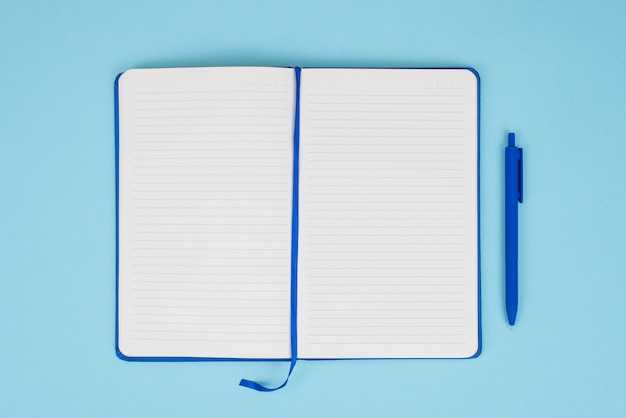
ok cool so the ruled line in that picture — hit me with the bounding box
[305,93,464,97]
[131,337,288,343]
[134,90,289,94]
[134,106,288,111]
[134,98,288,103]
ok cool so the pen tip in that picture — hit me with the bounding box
[510,325,514,330]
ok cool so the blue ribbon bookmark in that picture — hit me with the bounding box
[239,67,301,392]
[239,357,297,392]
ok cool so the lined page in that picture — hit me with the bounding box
[117,67,295,359]
[298,69,478,359]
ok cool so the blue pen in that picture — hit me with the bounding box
[505,132,523,327]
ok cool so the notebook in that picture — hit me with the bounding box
[115,66,480,368]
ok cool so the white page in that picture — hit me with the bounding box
[117,67,294,359]
[298,68,478,359]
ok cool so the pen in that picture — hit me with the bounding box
[505,132,523,328]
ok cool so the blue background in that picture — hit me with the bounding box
[1,0,625,416]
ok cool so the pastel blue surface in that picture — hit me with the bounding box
[1,0,625,416]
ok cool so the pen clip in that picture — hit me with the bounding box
[518,148,523,203]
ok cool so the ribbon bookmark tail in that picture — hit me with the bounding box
[239,358,297,392]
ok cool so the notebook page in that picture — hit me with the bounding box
[298,68,478,359]
[117,67,294,359]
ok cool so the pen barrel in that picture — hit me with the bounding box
[505,146,519,259]
[505,261,518,316]
[505,145,520,325]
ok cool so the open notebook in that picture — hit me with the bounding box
[116,67,480,375]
